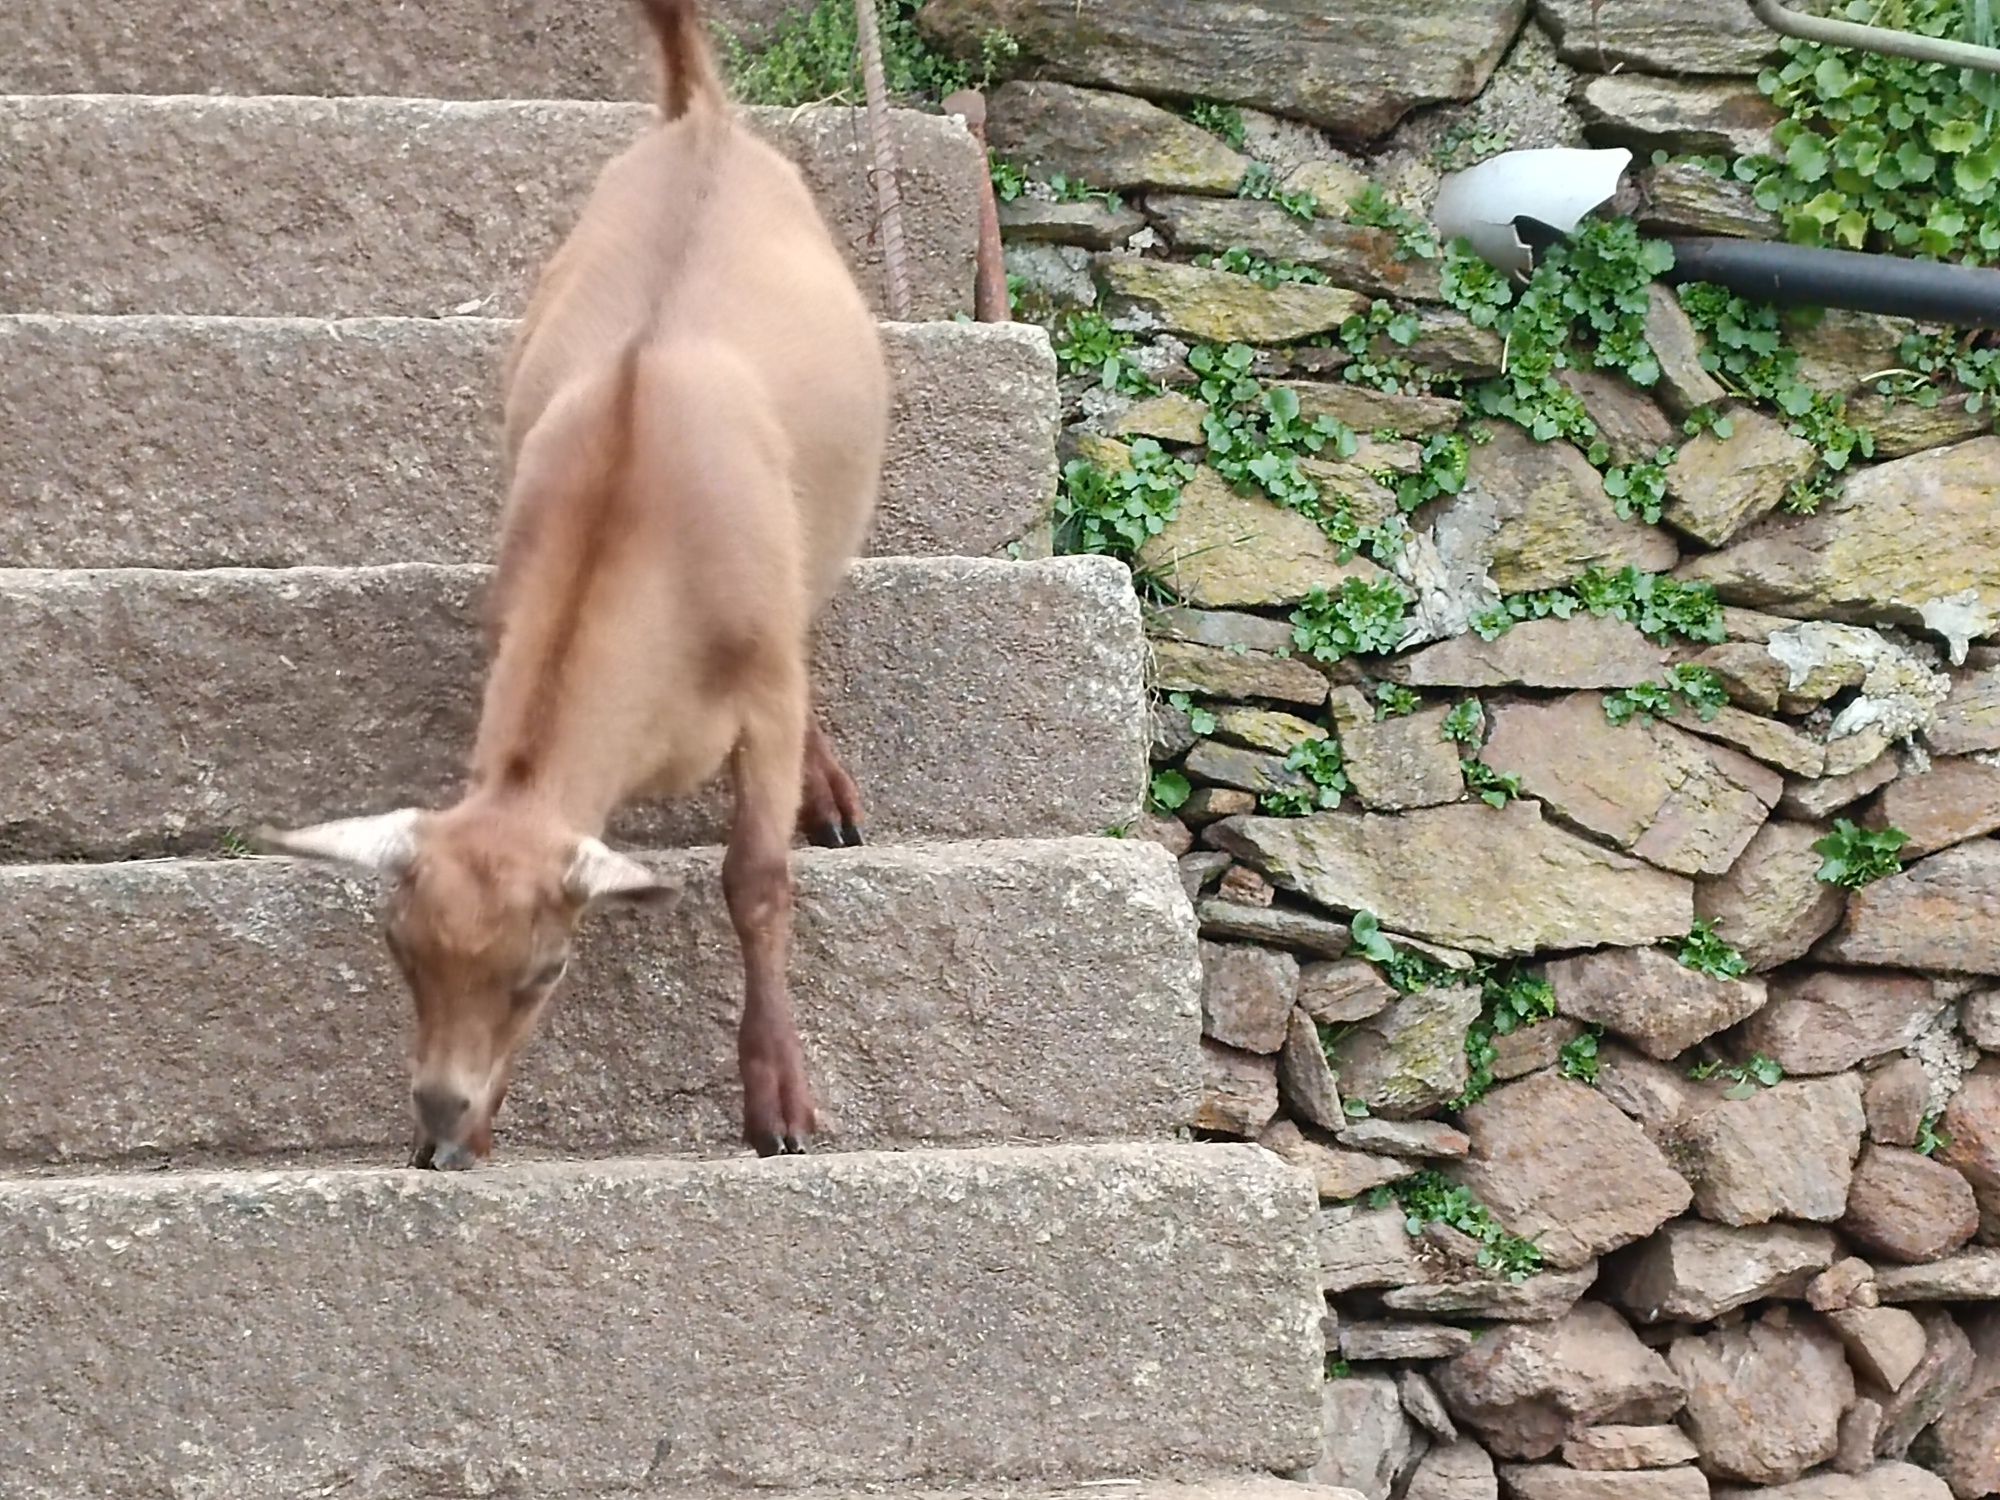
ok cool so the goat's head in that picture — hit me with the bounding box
[255,805,665,1169]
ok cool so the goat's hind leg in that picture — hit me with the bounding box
[725,668,818,1156]
[798,702,865,848]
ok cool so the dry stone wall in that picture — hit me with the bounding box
[926,0,2000,1496]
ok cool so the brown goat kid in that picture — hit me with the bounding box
[258,0,889,1167]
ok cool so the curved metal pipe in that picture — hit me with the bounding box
[1661,235,2000,325]
[1748,0,2000,75]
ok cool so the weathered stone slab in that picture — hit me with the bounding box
[1665,415,1820,552]
[1136,468,1385,608]
[1738,969,1947,1077]
[1536,0,1781,73]
[0,96,979,320]
[1437,424,1680,596]
[1932,664,2000,755]
[1817,842,2000,974]
[1499,1468,1709,1500]
[1383,614,1671,690]
[1941,1073,2000,1244]
[1676,1075,1867,1226]
[1869,756,2000,856]
[0,1145,1324,1491]
[0,841,1198,1168]
[0,315,1058,567]
[1694,819,1848,971]
[922,0,1532,139]
[1209,802,1693,956]
[1602,1220,1838,1324]
[1300,1372,1417,1497]
[0,559,1146,859]
[986,81,1251,192]
[1482,696,1782,877]
[1563,1425,1701,1472]
[1841,1145,1981,1264]
[1873,1250,2000,1302]
[1670,1313,1854,1486]
[1199,1040,1280,1137]
[1437,1302,1684,1461]
[1148,194,1445,302]
[1152,638,1332,707]
[1543,946,1765,1060]
[1452,1074,1693,1272]
[1325,985,1481,1119]
[1578,74,1781,158]
[1680,438,2000,644]
[1100,257,1368,345]
[1638,160,1782,241]
[0,0,833,95]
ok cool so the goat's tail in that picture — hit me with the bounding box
[633,0,726,121]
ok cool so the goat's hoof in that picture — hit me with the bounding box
[748,1129,811,1158]
[840,820,864,847]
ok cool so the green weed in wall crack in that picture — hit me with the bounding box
[1166,691,1218,736]
[1677,918,1751,981]
[1194,247,1332,289]
[1148,769,1192,813]
[1186,345,1406,563]
[1185,99,1248,150]
[1690,1053,1786,1099]
[1337,301,1444,397]
[1052,310,1156,397]
[1460,758,1521,809]
[1601,445,1678,526]
[1291,578,1415,662]
[1917,1111,1953,1156]
[1388,432,1469,515]
[1813,818,1910,887]
[1056,438,1193,558]
[1455,965,1558,1108]
[1396,1170,1545,1282]
[1473,567,1726,646]
[1238,161,1319,221]
[1261,737,1350,816]
[1345,185,1440,261]
[1374,682,1422,719]
[1444,220,1672,447]
[1440,697,1486,747]
[724,0,1013,106]
[1559,1027,1603,1085]
[1740,0,2000,263]
[989,154,1028,203]
[1677,284,1874,513]
[1604,664,1731,726]
[1348,910,1460,995]
[1883,325,2000,414]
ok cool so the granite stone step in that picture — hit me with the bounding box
[0,556,1147,859]
[0,838,1197,1169]
[0,95,980,318]
[0,314,1056,566]
[3,0,792,100]
[0,1144,1324,1495]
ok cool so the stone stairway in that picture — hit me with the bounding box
[0,7,1333,1497]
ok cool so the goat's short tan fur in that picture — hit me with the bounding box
[259,0,888,1166]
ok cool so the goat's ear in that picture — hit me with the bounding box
[253,809,423,877]
[565,836,666,905]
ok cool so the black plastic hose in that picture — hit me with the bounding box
[1658,235,2000,326]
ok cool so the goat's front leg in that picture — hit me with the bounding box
[725,678,817,1156]
[798,707,865,848]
